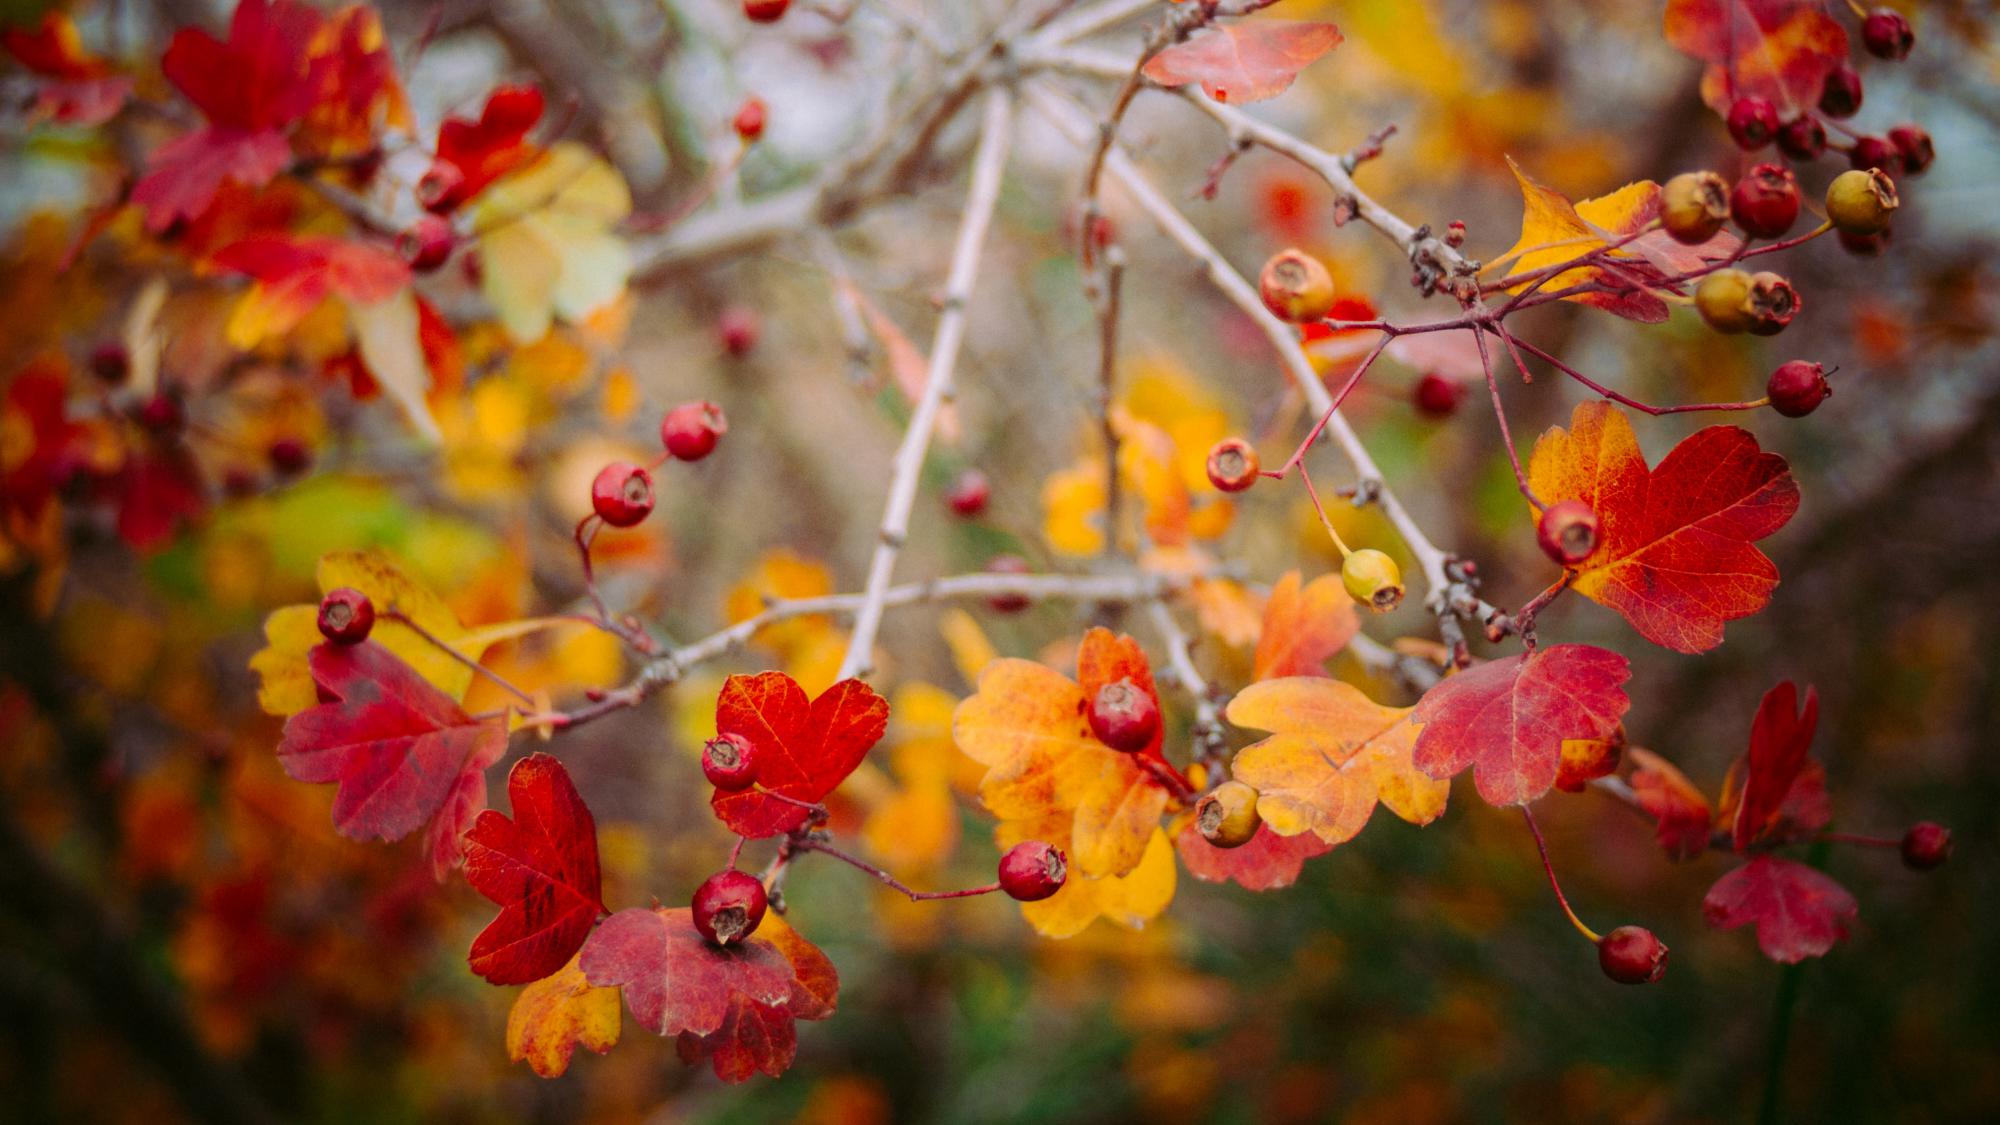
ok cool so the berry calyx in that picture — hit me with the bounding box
[1861,8,1914,61]
[1743,271,1802,337]
[997,841,1067,901]
[1818,63,1863,118]
[1195,780,1261,849]
[732,95,766,142]
[702,733,759,792]
[945,468,990,517]
[1848,135,1902,174]
[1597,925,1669,985]
[1342,548,1404,612]
[1900,822,1953,871]
[1776,115,1827,161]
[1729,163,1800,240]
[1725,96,1779,150]
[88,342,129,384]
[743,0,789,22]
[1536,500,1601,567]
[1258,248,1337,323]
[1766,360,1831,418]
[416,161,467,213]
[1089,677,1160,753]
[1695,268,1756,334]
[590,462,655,527]
[1825,168,1899,236]
[396,214,455,273]
[1413,372,1463,417]
[1660,171,1729,245]
[317,587,375,645]
[1205,438,1260,493]
[983,554,1032,613]
[661,401,728,461]
[1888,124,1934,174]
[691,869,768,946]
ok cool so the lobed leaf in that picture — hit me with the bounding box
[1703,855,1857,963]
[463,754,605,985]
[1411,645,1631,807]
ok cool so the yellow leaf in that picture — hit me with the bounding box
[938,608,997,685]
[474,143,632,344]
[1041,459,1107,557]
[505,956,620,1078]
[248,605,320,716]
[1226,677,1446,843]
[348,288,440,441]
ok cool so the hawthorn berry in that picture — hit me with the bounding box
[661,401,728,461]
[1089,677,1160,753]
[590,462,655,527]
[1818,63,1863,118]
[1413,372,1463,417]
[1729,163,1800,240]
[1776,115,1827,161]
[743,0,789,22]
[1900,822,1953,870]
[317,587,375,645]
[1659,171,1729,245]
[702,733,759,792]
[396,215,455,273]
[733,95,767,142]
[416,161,466,213]
[1205,438,1260,493]
[1536,500,1601,567]
[1196,780,1262,849]
[945,468,990,517]
[137,391,184,436]
[1766,360,1831,418]
[1838,227,1892,256]
[1725,96,1779,150]
[717,306,759,356]
[998,841,1067,902]
[1597,925,1669,985]
[1825,169,1899,237]
[267,438,312,478]
[88,342,129,384]
[1861,8,1914,61]
[1695,268,1755,333]
[1743,271,1802,336]
[1888,124,1934,174]
[1258,248,1337,323]
[983,554,1032,613]
[1848,135,1902,174]
[691,869,768,946]
[1342,548,1404,613]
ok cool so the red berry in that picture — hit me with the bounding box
[1730,163,1800,239]
[945,468,990,517]
[1900,822,1952,870]
[1726,96,1779,150]
[1204,438,1259,493]
[743,0,789,22]
[1597,925,1669,985]
[137,392,184,437]
[1413,372,1463,417]
[267,438,312,478]
[1888,123,1933,174]
[1089,677,1160,753]
[1776,116,1827,161]
[733,95,767,141]
[417,161,467,213]
[1848,135,1902,174]
[590,462,655,527]
[997,841,1067,901]
[1819,63,1863,118]
[717,306,759,356]
[984,554,1032,613]
[1766,360,1830,417]
[1838,227,1892,256]
[1536,500,1601,566]
[317,587,375,645]
[691,870,768,946]
[1743,271,1802,337]
[89,342,129,384]
[1861,8,1914,61]
[702,733,759,791]
[661,401,727,461]
[397,215,455,273]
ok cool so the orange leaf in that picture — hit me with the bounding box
[1141,21,1343,104]
[505,955,620,1078]
[1252,570,1359,681]
[1225,677,1445,844]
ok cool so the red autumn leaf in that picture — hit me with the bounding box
[1174,820,1333,891]
[212,234,410,340]
[1663,0,1849,117]
[672,916,837,1082]
[425,734,501,881]
[1703,855,1858,963]
[1141,20,1342,104]
[1252,570,1359,681]
[462,754,606,985]
[1627,747,1714,861]
[1411,645,1632,807]
[1,360,83,521]
[1,12,132,126]
[1527,402,1800,653]
[114,445,206,553]
[296,6,408,159]
[709,673,889,839]
[1727,681,1824,851]
[277,641,509,842]
[430,84,546,209]
[579,906,796,1037]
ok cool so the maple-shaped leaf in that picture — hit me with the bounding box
[710,672,888,838]
[1527,401,1799,653]
[1227,677,1446,844]
[1,12,132,126]
[1411,645,1631,807]
[1252,570,1359,681]
[673,915,837,1082]
[506,954,620,1078]
[1627,747,1713,861]
[430,84,546,210]
[1721,681,1826,851]
[1175,820,1332,891]
[463,754,605,985]
[1141,20,1342,104]
[277,641,508,842]
[1704,855,1857,963]
[295,6,410,160]
[579,906,795,1037]
[212,234,410,348]
[996,814,1176,939]
[1664,0,1849,117]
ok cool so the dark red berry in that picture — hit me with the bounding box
[1730,163,1801,239]
[1848,135,1902,174]
[733,95,766,142]
[1819,64,1863,118]
[1888,123,1933,174]
[1776,116,1827,161]
[661,401,727,461]
[397,215,455,273]
[1089,677,1160,753]
[1900,822,1952,870]
[88,342,129,384]
[317,587,375,645]
[1766,360,1830,417]
[1861,8,1914,61]
[717,306,759,356]
[997,841,1067,901]
[1726,96,1779,150]
[1205,438,1259,493]
[417,161,467,213]
[984,554,1032,613]
[590,462,655,527]
[1838,227,1892,256]
[137,392,184,437]
[946,468,990,517]
[702,733,759,791]
[691,869,768,946]
[1413,372,1463,417]
[743,0,789,22]
[1536,500,1601,566]
[1597,925,1669,985]
[267,438,312,478]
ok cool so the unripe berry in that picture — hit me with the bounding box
[1205,438,1259,493]
[661,401,727,461]
[1848,134,1902,174]
[1888,123,1933,175]
[691,869,767,946]
[1838,226,1892,256]
[1413,372,1463,417]
[1342,548,1404,612]
[732,95,766,142]
[1258,248,1337,323]
[1660,171,1729,245]
[1766,360,1831,418]
[1825,168,1899,236]
[1900,822,1952,871]
[1861,8,1914,61]
[590,461,654,527]
[317,587,375,645]
[396,214,455,273]
[416,161,466,213]
[702,733,759,792]
[997,841,1067,901]
[1536,500,1601,567]
[1597,925,1669,985]
[1725,96,1779,150]
[1695,268,1756,334]
[1730,163,1800,240]
[717,306,759,356]
[1089,677,1160,753]
[984,554,1032,613]
[1743,271,1802,337]
[88,342,129,384]
[945,468,990,517]
[1195,780,1261,849]
[268,437,312,478]
[1776,115,1827,161]
[1818,63,1863,118]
